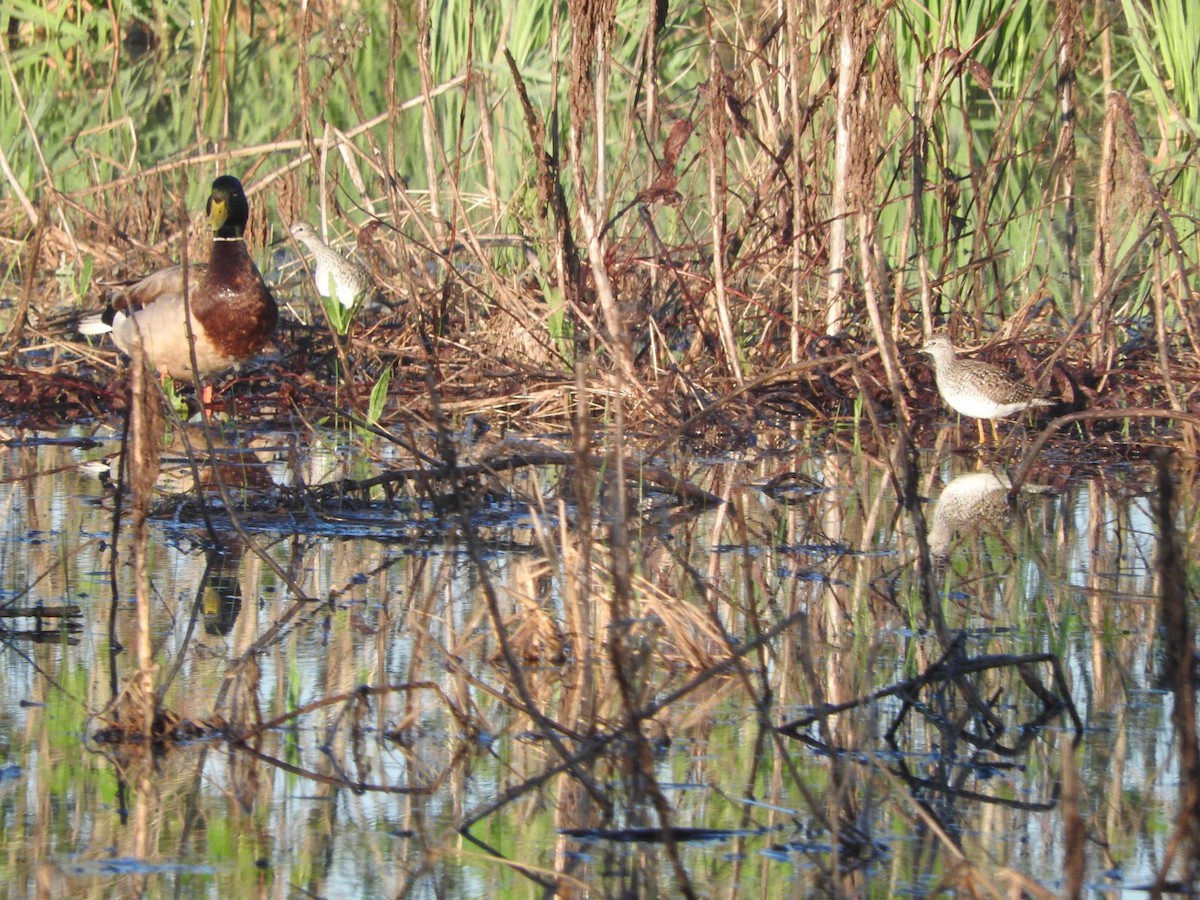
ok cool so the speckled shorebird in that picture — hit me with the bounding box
[79,176,278,386]
[919,334,1053,442]
[289,221,374,309]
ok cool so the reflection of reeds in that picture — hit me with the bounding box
[1154,451,1200,884]
[9,0,1200,894]
[5,421,1190,894]
[127,339,162,740]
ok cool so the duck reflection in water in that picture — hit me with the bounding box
[193,542,245,638]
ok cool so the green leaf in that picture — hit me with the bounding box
[367,365,390,428]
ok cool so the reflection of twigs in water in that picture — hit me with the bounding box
[457,608,809,832]
[454,847,589,894]
[301,447,723,508]
[421,350,612,814]
[1009,408,1200,495]
[1152,451,1200,886]
[172,686,466,817]
[776,639,1084,873]
[777,647,1083,741]
[232,734,440,795]
[0,605,82,651]
[234,681,454,746]
[0,605,80,619]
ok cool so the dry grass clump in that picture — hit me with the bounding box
[0,0,1194,450]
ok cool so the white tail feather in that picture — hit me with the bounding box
[77,314,114,336]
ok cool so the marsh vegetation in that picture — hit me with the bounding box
[3,0,1200,895]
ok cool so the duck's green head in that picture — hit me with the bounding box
[207,175,250,238]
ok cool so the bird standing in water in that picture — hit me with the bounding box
[919,334,1053,442]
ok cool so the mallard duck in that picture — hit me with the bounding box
[289,221,374,309]
[919,334,1053,442]
[80,175,278,381]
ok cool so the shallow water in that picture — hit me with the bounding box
[0,423,1189,896]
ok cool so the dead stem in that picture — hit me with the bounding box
[128,338,162,740]
[1154,451,1200,886]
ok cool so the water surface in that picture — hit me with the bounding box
[0,424,1184,896]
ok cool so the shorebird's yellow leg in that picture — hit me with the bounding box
[977,419,986,444]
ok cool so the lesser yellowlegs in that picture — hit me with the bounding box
[919,334,1052,441]
[289,221,374,309]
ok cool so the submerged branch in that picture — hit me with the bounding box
[309,447,724,507]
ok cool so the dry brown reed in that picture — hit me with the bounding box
[1154,451,1200,886]
[8,1,1200,895]
[5,44,1193,452]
